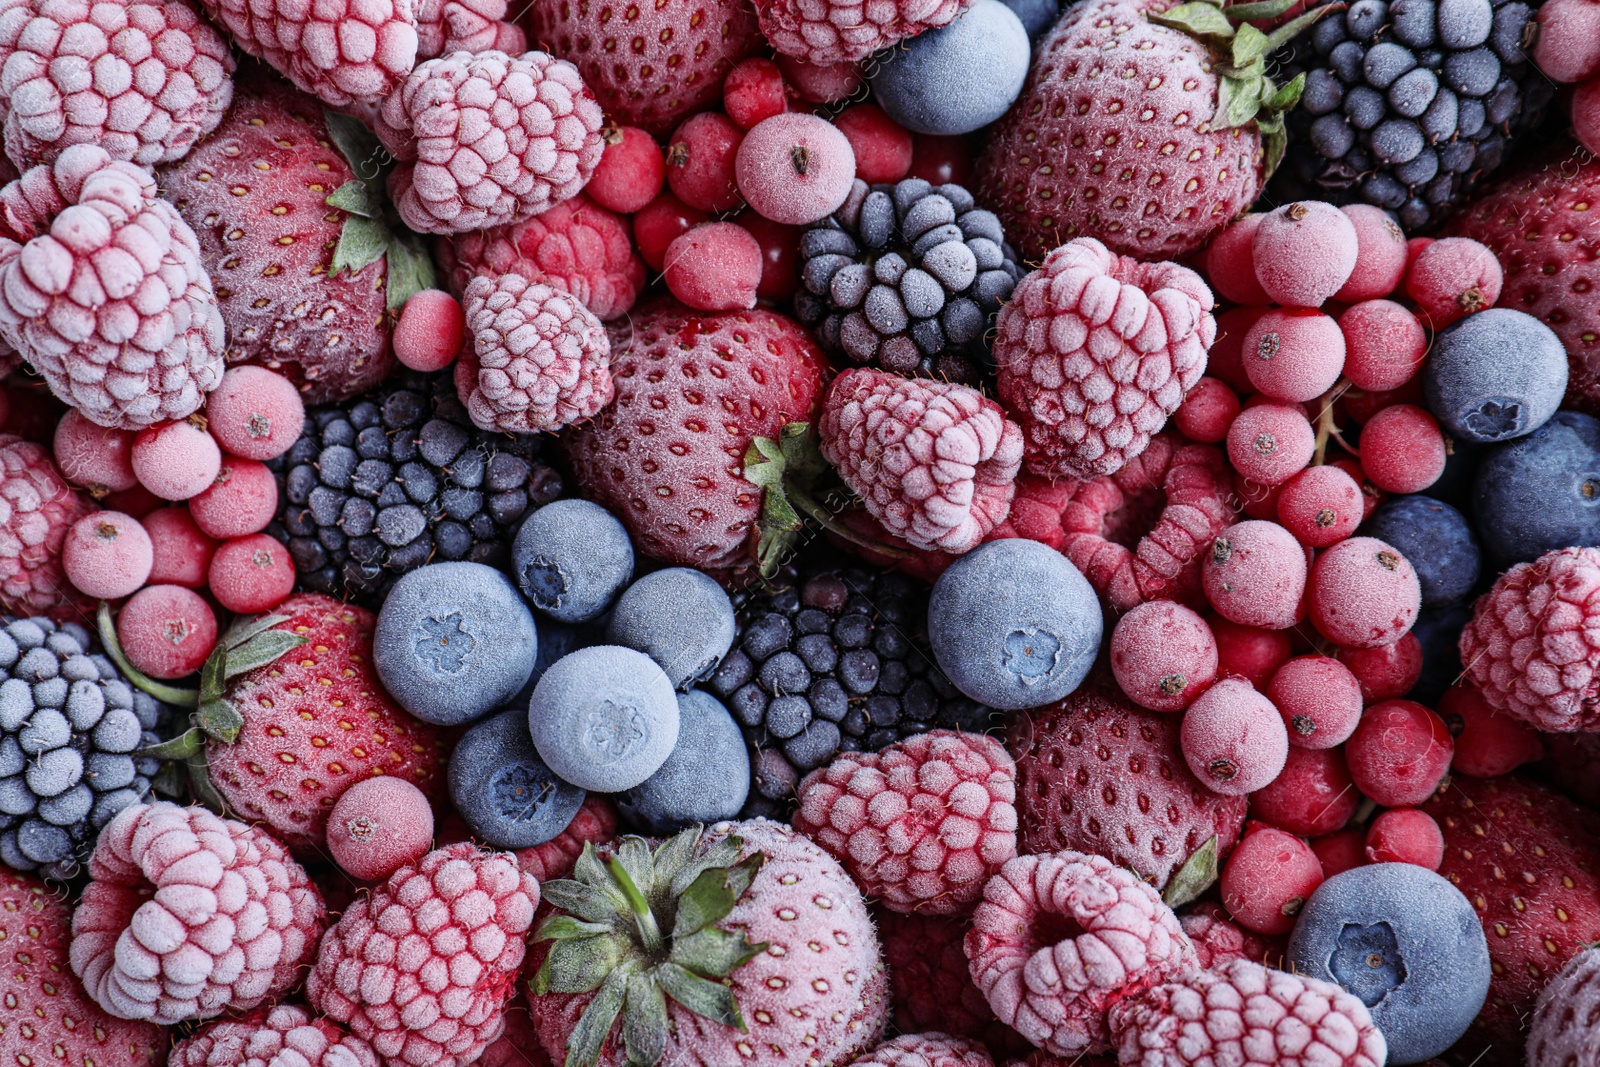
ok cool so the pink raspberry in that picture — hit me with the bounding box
[0,0,233,169]
[414,0,521,59]
[965,850,1196,1056]
[376,50,604,235]
[172,1005,379,1067]
[1177,901,1280,971]
[306,843,539,1067]
[820,367,1024,554]
[439,194,647,322]
[1108,959,1386,1067]
[457,273,613,434]
[855,1033,996,1067]
[753,0,973,65]
[69,801,326,1025]
[0,145,224,430]
[193,0,415,108]
[0,434,96,617]
[993,237,1215,480]
[1528,946,1600,1067]
[794,729,1018,915]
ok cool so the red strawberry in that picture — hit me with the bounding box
[1423,774,1600,1066]
[876,908,1032,1058]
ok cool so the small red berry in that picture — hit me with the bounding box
[1181,677,1289,796]
[1358,404,1446,494]
[1276,465,1363,548]
[1210,616,1292,688]
[1205,214,1271,306]
[1364,808,1444,869]
[738,213,802,301]
[1345,699,1453,807]
[1328,458,1384,521]
[1436,683,1545,778]
[1208,306,1267,394]
[187,458,279,539]
[142,507,217,589]
[1267,655,1362,749]
[1340,299,1427,392]
[1243,308,1346,404]
[1336,632,1423,704]
[832,104,912,183]
[587,126,667,213]
[1334,204,1408,303]
[203,367,305,462]
[1172,377,1240,444]
[1252,201,1359,308]
[775,54,863,102]
[1311,828,1367,878]
[393,290,464,373]
[1406,236,1502,329]
[665,112,745,213]
[1310,536,1421,649]
[117,584,218,679]
[1221,826,1323,935]
[327,777,436,882]
[662,222,763,311]
[735,113,856,225]
[906,133,971,185]
[1249,745,1359,838]
[54,411,137,495]
[633,191,712,272]
[1110,599,1218,712]
[1226,403,1315,486]
[722,58,788,129]
[62,511,153,600]
[132,419,222,501]
[1236,477,1287,522]
[1203,520,1307,630]
[209,534,296,614]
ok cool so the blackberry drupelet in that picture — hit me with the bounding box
[270,372,563,604]
[711,564,995,815]
[793,178,1024,385]
[0,617,171,880]
[1272,0,1551,231]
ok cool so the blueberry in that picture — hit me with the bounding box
[1424,308,1567,445]
[374,561,538,726]
[1437,0,1493,47]
[868,0,1030,135]
[1473,412,1600,565]
[1289,864,1489,1064]
[449,708,586,849]
[1361,497,1481,607]
[512,499,634,623]
[528,646,679,791]
[606,568,736,688]
[928,539,1101,710]
[995,0,1058,37]
[616,690,750,833]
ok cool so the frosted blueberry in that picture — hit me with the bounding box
[512,499,634,623]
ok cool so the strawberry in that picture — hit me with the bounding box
[1423,774,1600,1067]
[561,299,829,585]
[158,72,436,404]
[876,908,1032,1059]
[974,0,1329,261]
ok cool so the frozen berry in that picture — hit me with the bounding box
[1267,655,1362,749]
[1203,520,1308,630]
[1181,677,1289,795]
[1311,829,1366,878]
[187,458,278,539]
[1336,631,1423,703]
[132,419,222,501]
[1310,537,1421,649]
[666,112,744,213]
[1344,699,1453,807]
[393,290,464,373]
[1364,808,1444,869]
[633,192,711,272]
[1252,201,1359,308]
[736,113,856,225]
[62,512,153,600]
[1329,458,1383,521]
[776,55,864,102]
[832,104,913,183]
[1172,377,1240,444]
[1249,745,1359,838]
[723,58,788,130]
[1436,683,1543,778]
[1211,617,1292,688]
[1208,306,1267,394]
[54,411,137,495]
[1359,404,1446,494]
[1276,465,1363,548]
[209,534,296,614]
[1205,214,1271,306]
[1237,477,1287,522]
[116,584,217,678]
[1334,204,1407,303]
[587,126,667,213]
[1226,403,1315,486]
[142,507,216,589]
[327,776,435,882]
[1405,236,1502,329]
[204,367,305,462]
[662,223,763,310]
[1244,309,1346,404]
[1339,300,1427,392]
[907,132,970,185]
[1221,826,1324,935]
[1110,599,1218,712]
[740,213,802,301]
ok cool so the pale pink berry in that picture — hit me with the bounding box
[1335,204,1408,303]
[1405,236,1502,329]
[115,583,216,678]
[1242,308,1346,404]
[208,534,294,614]
[1218,828,1324,936]
[735,112,858,225]
[1202,520,1307,631]
[413,0,520,59]
[1180,677,1289,795]
[204,366,305,461]
[393,289,464,372]
[853,1033,995,1067]
[1252,201,1359,308]
[326,776,435,883]
[1110,599,1218,712]
[172,1004,379,1067]
[1225,403,1315,486]
[53,410,137,495]
[62,511,152,599]
[187,457,277,539]
[663,222,763,310]
[1310,536,1420,649]
[131,419,222,501]
[1267,655,1363,749]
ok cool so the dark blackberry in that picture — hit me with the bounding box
[1271,0,1552,231]
[792,178,1023,386]
[0,617,172,880]
[269,371,563,604]
[712,563,997,817]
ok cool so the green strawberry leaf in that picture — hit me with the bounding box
[195,697,244,744]
[185,749,228,815]
[385,226,439,313]
[327,178,380,219]
[150,759,188,799]
[136,727,206,761]
[1262,123,1290,181]
[219,613,293,651]
[537,915,613,941]
[1215,71,1268,128]
[562,966,629,1067]
[540,880,620,925]
[655,962,745,1030]
[1150,1,1237,37]
[622,973,670,1067]
[323,110,389,187]
[1231,22,1270,67]
[651,826,703,886]
[1162,835,1220,909]
[331,214,392,278]
[224,630,308,679]
[1267,71,1308,111]
[671,926,769,979]
[744,435,806,577]
[1220,0,1299,20]
[535,935,622,996]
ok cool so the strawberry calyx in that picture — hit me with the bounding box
[1161,834,1220,909]
[1148,0,1346,178]
[532,827,770,1067]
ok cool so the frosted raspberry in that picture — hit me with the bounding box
[1459,546,1600,731]
[457,273,612,434]
[965,850,1196,1056]
[819,368,1024,554]
[0,0,233,169]
[1177,901,1280,971]
[69,801,327,1025]
[306,843,539,1067]
[172,1004,380,1067]
[511,794,618,882]
[855,1032,995,1067]
[0,145,224,430]
[1528,946,1600,1067]
[753,0,973,65]
[439,195,646,322]
[193,0,415,108]
[415,0,521,59]
[376,50,604,235]
[993,237,1216,480]
[794,730,1018,915]
[1108,959,1386,1067]
[0,434,96,617]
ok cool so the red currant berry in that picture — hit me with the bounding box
[722,57,788,130]
[666,112,744,213]
[587,126,666,214]
[1276,465,1363,548]
[1221,827,1323,935]
[1249,745,1359,838]
[1336,632,1423,704]
[1364,808,1444,870]
[1110,599,1217,712]
[1345,698,1453,807]
[1266,654,1362,749]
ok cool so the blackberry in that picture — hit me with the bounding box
[270,371,563,604]
[1271,0,1552,231]
[0,617,172,880]
[793,178,1024,385]
[712,563,996,816]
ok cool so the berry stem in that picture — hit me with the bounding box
[786,485,915,559]
[607,855,665,956]
[95,602,201,707]
[1311,378,1354,466]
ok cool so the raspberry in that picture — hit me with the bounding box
[965,850,1196,1055]
[632,192,711,272]
[1436,682,1544,778]
[207,533,295,614]
[188,457,277,538]
[1358,404,1446,493]
[202,367,305,462]
[1344,699,1453,807]
[143,506,214,588]
[172,1005,379,1067]
[1336,631,1423,704]
[0,435,96,618]
[1311,829,1367,879]
[1528,947,1600,1067]
[457,273,612,434]
[819,368,1023,554]
[1219,827,1324,936]
[1310,536,1421,649]
[0,0,233,169]
[736,112,857,226]
[1242,308,1346,404]
[1202,520,1307,631]
[754,0,973,65]
[510,793,617,882]
[115,583,216,678]
[1267,655,1362,749]
[69,801,325,1024]
[327,776,435,883]
[834,105,913,184]
[376,51,604,235]
[1203,214,1270,306]
[1109,599,1218,712]
[53,411,137,496]
[1334,204,1408,303]
[131,419,222,501]
[878,910,1014,1046]
[306,843,539,1067]
[723,57,788,130]
[994,238,1215,479]
[1339,299,1427,392]
[1108,959,1385,1067]
[1364,808,1444,869]
[1248,746,1358,838]
[0,146,223,430]
[666,111,745,213]
[1210,617,1291,688]
[1275,465,1363,548]
[795,730,1017,914]
[854,1032,995,1067]
[1170,377,1239,445]
[1180,677,1289,796]
[1405,236,1502,329]
[393,290,464,374]
[1224,403,1315,486]
[413,0,521,58]
[586,126,666,213]
[1251,201,1359,308]
[61,511,151,600]
[663,222,764,311]
[1177,901,1280,971]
